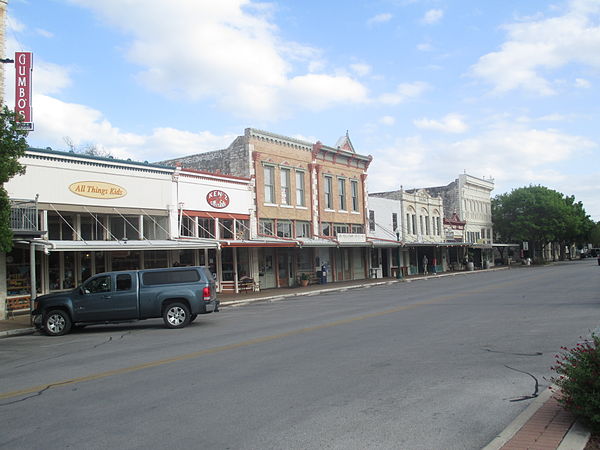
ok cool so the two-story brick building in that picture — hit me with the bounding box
[162,128,373,289]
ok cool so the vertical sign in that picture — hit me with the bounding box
[15,52,33,131]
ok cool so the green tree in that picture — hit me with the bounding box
[492,185,594,261]
[0,106,29,252]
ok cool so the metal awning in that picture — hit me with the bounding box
[39,239,219,252]
[220,238,297,248]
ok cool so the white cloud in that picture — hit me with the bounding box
[68,0,369,120]
[422,9,443,25]
[35,28,54,38]
[367,13,393,27]
[414,113,469,133]
[417,42,434,52]
[470,0,600,95]
[575,78,591,88]
[367,122,596,197]
[380,116,396,126]
[25,94,236,162]
[378,81,430,105]
[350,63,372,77]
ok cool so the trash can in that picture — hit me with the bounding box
[467,262,474,271]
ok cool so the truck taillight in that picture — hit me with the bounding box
[202,286,211,302]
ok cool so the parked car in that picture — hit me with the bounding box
[32,266,218,336]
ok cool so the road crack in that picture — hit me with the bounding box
[503,365,539,402]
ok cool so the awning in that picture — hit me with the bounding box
[40,239,219,252]
[220,238,297,248]
[368,238,402,248]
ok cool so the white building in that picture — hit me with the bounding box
[1,148,255,318]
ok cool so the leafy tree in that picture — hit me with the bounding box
[0,106,29,252]
[492,185,594,261]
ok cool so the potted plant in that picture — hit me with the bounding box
[299,272,310,287]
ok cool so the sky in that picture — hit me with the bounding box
[4,0,600,220]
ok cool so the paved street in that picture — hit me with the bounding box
[1,261,599,449]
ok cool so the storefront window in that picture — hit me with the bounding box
[80,253,93,282]
[179,249,197,266]
[63,252,76,289]
[111,251,140,271]
[95,252,106,274]
[144,250,168,269]
[237,248,250,279]
[221,248,234,281]
[6,247,41,295]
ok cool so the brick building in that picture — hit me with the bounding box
[162,128,373,289]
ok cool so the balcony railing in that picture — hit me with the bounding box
[10,198,39,233]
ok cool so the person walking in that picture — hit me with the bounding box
[432,257,437,275]
[422,255,428,275]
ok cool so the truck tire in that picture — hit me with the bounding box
[43,310,72,336]
[163,302,191,329]
[189,313,198,323]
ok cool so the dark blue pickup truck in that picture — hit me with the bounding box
[32,266,218,336]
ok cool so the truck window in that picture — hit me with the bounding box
[84,275,112,294]
[142,269,200,286]
[116,274,132,291]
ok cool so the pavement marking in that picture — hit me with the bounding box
[0,271,551,402]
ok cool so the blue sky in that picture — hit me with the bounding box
[5,0,600,220]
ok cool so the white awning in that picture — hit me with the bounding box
[41,239,218,252]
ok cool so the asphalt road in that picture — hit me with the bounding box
[1,261,599,449]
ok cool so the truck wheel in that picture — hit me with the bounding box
[43,310,72,336]
[163,303,191,329]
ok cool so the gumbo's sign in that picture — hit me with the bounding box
[15,52,33,131]
[206,190,229,209]
[69,181,127,199]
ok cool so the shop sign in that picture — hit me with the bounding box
[69,181,127,199]
[15,52,33,131]
[206,190,229,209]
[337,233,366,243]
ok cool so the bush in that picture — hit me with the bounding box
[551,334,600,432]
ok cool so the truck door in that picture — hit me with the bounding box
[73,273,138,322]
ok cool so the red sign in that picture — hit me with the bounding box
[15,52,33,130]
[206,190,230,209]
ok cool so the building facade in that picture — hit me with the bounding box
[1,148,254,318]
[162,128,373,288]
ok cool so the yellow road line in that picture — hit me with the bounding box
[0,272,547,401]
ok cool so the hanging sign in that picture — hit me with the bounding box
[15,51,33,131]
[69,181,127,199]
[206,190,229,209]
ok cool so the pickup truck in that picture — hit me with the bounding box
[32,266,219,336]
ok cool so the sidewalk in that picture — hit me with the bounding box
[0,266,592,449]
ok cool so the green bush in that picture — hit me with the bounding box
[551,334,600,432]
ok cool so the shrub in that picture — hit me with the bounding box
[551,334,600,432]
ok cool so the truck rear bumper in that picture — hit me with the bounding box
[202,300,219,313]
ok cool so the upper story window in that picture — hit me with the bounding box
[392,213,398,231]
[334,223,349,236]
[295,221,311,238]
[351,180,359,211]
[338,178,346,210]
[324,176,333,209]
[280,168,291,205]
[259,219,274,236]
[295,171,305,207]
[351,224,364,234]
[264,165,275,203]
[369,210,375,231]
[197,218,215,239]
[277,220,292,238]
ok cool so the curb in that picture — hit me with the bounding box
[482,387,590,450]
[0,327,35,338]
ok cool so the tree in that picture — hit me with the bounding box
[492,185,594,261]
[0,106,29,252]
[63,136,112,158]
